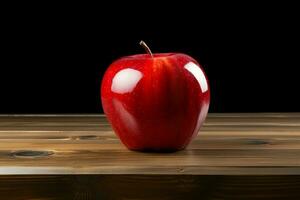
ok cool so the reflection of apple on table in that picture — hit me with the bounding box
[101,41,210,151]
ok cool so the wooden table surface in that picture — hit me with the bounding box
[1,113,300,199]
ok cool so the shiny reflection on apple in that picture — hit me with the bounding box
[111,68,143,94]
[112,98,139,135]
[184,62,209,141]
[184,62,208,93]
[191,102,209,140]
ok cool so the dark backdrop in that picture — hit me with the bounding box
[1,2,299,113]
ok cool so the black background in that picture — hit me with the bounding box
[0,2,299,113]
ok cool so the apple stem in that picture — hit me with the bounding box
[139,40,153,58]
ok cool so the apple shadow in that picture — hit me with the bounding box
[130,148,184,153]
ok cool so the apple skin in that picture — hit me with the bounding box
[101,53,210,151]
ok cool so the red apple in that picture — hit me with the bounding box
[101,41,210,151]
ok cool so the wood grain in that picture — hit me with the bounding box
[0,114,300,175]
[2,175,300,200]
[1,113,300,199]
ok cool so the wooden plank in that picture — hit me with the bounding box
[1,114,300,199]
[0,114,299,175]
[1,175,300,200]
